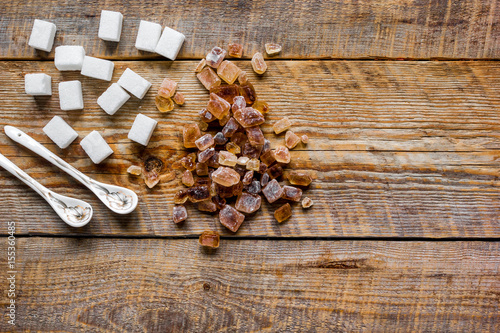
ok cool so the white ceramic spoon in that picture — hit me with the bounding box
[5,126,138,215]
[0,152,92,227]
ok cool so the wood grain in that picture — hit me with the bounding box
[2,0,500,60]
[0,238,498,332]
[0,60,498,237]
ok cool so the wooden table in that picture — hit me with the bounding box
[1,0,499,331]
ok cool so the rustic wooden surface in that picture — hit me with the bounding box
[0,238,499,332]
[1,0,499,331]
[2,0,500,60]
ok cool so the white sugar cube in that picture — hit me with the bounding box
[28,19,57,52]
[80,56,114,81]
[58,81,83,110]
[135,20,162,52]
[128,113,157,146]
[117,68,152,99]
[25,73,52,96]
[43,116,78,149]
[98,10,123,42]
[54,46,85,71]
[80,131,113,164]
[154,26,185,60]
[97,83,130,115]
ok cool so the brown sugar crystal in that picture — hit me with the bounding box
[199,108,216,123]
[225,141,241,154]
[217,60,242,84]
[232,96,246,112]
[183,123,202,148]
[197,147,215,163]
[274,146,291,164]
[207,93,231,119]
[262,179,284,203]
[267,164,283,179]
[194,59,206,73]
[210,84,241,104]
[287,171,313,186]
[251,52,267,75]
[195,133,214,151]
[188,185,211,203]
[219,112,231,126]
[237,156,249,166]
[282,185,302,202]
[172,205,188,223]
[174,189,189,204]
[247,180,261,194]
[180,153,197,171]
[197,67,222,90]
[173,92,185,105]
[230,132,247,148]
[302,197,314,208]
[206,46,227,68]
[196,162,209,176]
[273,117,292,134]
[218,150,238,167]
[301,134,309,144]
[246,158,260,171]
[242,142,262,159]
[252,100,270,114]
[228,43,243,58]
[155,95,174,113]
[285,130,301,149]
[260,149,276,166]
[211,166,241,187]
[199,230,220,248]
[238,71,248,85]
[213,132,228,145]
[260,173,270,187]
[265,43,282,56]
[127,165,142,176]
[158,78,177,98]
[233,107,265,127]
[239,82,257,105]
[197,200,217,213]
[207,152,220,169]
[274,203,292,223]
[222,117,240,138]
[212,195,226,210]
[182,170,195,187]
[242,170,253,185]
[235,192,262,214]
[219,205,245,232]
[246,126,265,146]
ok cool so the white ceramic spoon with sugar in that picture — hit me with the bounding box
[5,126,138,215]
[0,152,92,227]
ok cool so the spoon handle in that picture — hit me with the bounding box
[4,126,95,190]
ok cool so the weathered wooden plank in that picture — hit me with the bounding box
[1,0,500,60]
[0,238,498,332]
[0,60,498,237]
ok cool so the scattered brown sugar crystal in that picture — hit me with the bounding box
[238,71,248,85]
[301,197,313,208]
[197,199,217,213]
[183,123,202,148]
[282,185,302,202]
[274,203,292,223]
[212,195,226,210]
[210,182,217,196]
[219,205,245,232]
[217,60,242,84]
[216,182,235,198]
[260,173,270,187]
[143,156,163,188]
[237,156,249,166]
[173,92,185,105]
[207,152,220,168]
[197,67,221,90]
[232,96,246,112]
[242,142,262,159]
[262,139,271,153]
[207,93,231,119]
[262,179,284,203]
[172,205,188,223]
[285,130,301,149]
[230,132,247,148]
[251,52,267,75]
[257,161,268,175]
[273,117,292,134]
[233,165,247,177]
[242,170,254,185]
[218,150,238,167]
[235,193,262,214]
[206,47,227,68]
[252,100,270,114]
[301,134,309,144]
[180,153,197,171]
[231,181,244,197]
[287,171,313,186]
[214,132,228,145]
[265,43,282,56]
[212,166,241,187]
[228,43,243,58]
[195,177,211,187]
[158,78,177,98]
[233,107,265,128]
[239,82,257,105]
[155,95,174,113]
[182,170,195,187]
[260,149,276,166]
[199,230,220,248]
[247,180,261,194]
[246,158,260,171]
[196,162,209,176]
[174,189,189,204]
[245,126,265,146]
[210,84,241,104]
[222,117,240,138]
[127,165,142,176]
[195,133,214,151]
[197,147,215,163]
[188,185,211,203]
[225,141,241,154]
[199,108,216,123]
[274,146,291,164]
[218,112,231,126]
[194,59,206,73]
[198,121,209,131]
[267,164,283,179]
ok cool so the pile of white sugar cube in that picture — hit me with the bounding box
[25,12,186,164]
